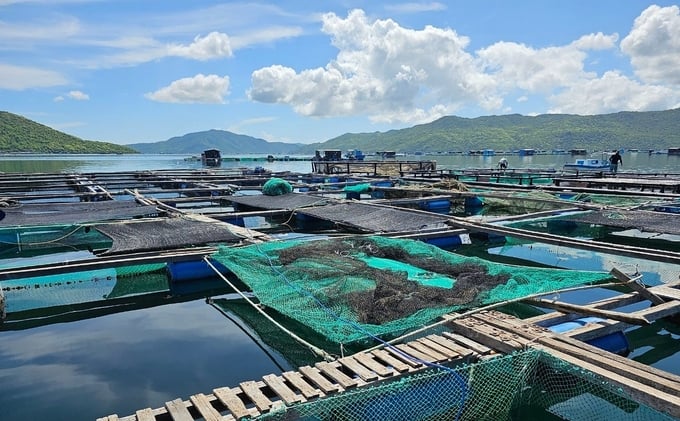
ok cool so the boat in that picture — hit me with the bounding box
[563,158,610,170]
[200,149,221,167]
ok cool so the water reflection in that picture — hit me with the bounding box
[0,298,284,421]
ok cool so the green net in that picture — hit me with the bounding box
[211,236,612,344]
[343,183,372,193]
[256,349,674,421]
[263,178,293,196]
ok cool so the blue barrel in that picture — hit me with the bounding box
[418,199,451,214]
[548,317,630,355]
[167,259,231,283]
[425,235,462,249]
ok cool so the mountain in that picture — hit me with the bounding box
[298,108,680,154]
[128,129,304,154]
[0,111,136,154]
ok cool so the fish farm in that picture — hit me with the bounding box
[1,162,680,421]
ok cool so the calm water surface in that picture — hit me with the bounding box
[1,153,680,420]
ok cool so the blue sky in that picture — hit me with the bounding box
[2,1,680,145]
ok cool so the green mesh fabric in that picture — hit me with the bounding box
[343,183,372,193]
[262,178,293,196]
[211,236,612,344]
[256,349,675,421]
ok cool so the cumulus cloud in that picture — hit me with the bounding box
[145,74,230,104]
[247,7,680,123]
[548,71,679,114]
[166,31,233,60]
[0,63,68,90]
[67,90,89,100]
[620,5,680,85]
[249,9,497,124]
[478,32,618,94]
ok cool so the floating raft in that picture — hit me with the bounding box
[0,200,159,226]
[553,176,680,194]
[295,202,451,233]
[565,209,680,236]
[227,193,336,211]
[102,282,680,421]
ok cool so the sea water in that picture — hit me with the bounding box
[1,153,680,420]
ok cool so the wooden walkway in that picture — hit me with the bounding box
[553,176,680,193]
[101,282,680,421]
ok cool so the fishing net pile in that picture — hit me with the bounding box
[211,236,612,344]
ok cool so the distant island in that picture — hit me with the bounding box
[2,108,680,155]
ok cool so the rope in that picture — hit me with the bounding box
[203,256,335,362]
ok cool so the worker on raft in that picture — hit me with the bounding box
[497,157,509,171]
[609,150,623,174]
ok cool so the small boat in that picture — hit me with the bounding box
[563,158,610,170]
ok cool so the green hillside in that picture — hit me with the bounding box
[128,129,302,154]
[297,109,680,154]
[0,111,136,154]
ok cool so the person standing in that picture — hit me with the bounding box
[609,150,623,174]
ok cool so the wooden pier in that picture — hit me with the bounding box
[100,282,680,421]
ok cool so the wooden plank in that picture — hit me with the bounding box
[448,318,521,354]
[425,334,474,358]
[96,416,119,421]
[532,344,680,419]
[540,335,680,393]
[316,361,358,389]
[298,366,341,394]
[281,371,321,399]
[565,300,680,341]
[190,393,222,421]
[440,331,491,355]
[134,408,155,421]
[353,352,395,377]
[525,297,651,325]
[654,285,680,301]
[164,399,193,421]
[370,349,411,373]
[338,356,380,382]
[405,340,449,361]
[213,386,250,420]
[415,337,459,360]
[262,374,302,405]
[394,343,437,363]
[239,380,272,412]
[610,268,665,305]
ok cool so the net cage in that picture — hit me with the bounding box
[211,236,612,344]
[255,349,674,421]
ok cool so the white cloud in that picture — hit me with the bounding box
[620,5,680,85]
[249,9,498,124]
[0,63,68,90]
[477,34,615,94]
[384,2,447,14]
[166,31,233,60]
[145,74,230,104]
[67,90,89,100]
[548,71,679,114]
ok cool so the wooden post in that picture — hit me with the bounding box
[609,267,665,305]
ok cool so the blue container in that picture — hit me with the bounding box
[346,191,361,200]
[464,196,484,207]
[425,235,462,249]
[418,199,451,214]
[167,259,231,283]
[221,216,245,227]
[548,317,630,355]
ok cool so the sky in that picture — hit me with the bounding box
[2,1,680,145]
